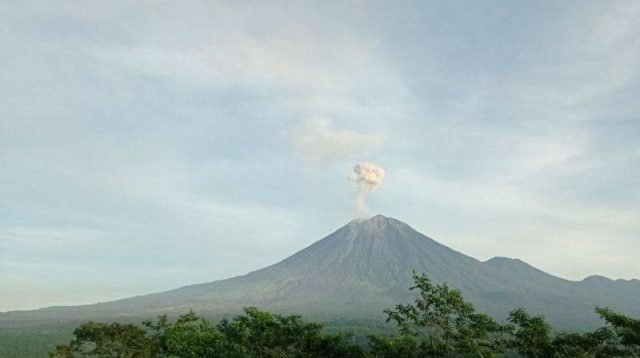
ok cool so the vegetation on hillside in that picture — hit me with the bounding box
[49,273,640,357]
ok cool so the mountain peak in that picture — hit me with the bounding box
[350,214,402,226]
[582,275,612,284]
[485,256,527,266]
[347,215,410,237]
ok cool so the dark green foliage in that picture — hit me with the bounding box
[505,307,640,358]
[143,311,245,357]
[48,308,364,358]
[379,271,510,357]
[216,307,364,358]
[507,308,553,358]
[551,328,626,358]
[368,334,420,358]
[596,306,640,349]
[376,273,640,358]
[43,272,640,358]
[49,321,156,357]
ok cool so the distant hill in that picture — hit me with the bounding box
[2,215,639,331]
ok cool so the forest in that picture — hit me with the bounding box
[47,273,640,358]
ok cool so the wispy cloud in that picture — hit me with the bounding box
[289,118,385,162]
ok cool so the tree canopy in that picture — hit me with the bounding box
[50,273,640,358]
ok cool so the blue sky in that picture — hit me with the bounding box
[1,1,639,311]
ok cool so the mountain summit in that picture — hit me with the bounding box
[1,215,639,330]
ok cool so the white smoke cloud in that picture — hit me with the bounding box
[350,162,385,217]
[290,119,385,162]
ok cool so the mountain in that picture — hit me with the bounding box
[2,215,639,331]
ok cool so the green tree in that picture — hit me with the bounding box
[49,314,245,358]
[50,308,364,358]
[49,321,156,358]
[143,311,246,357]
[380,272,509,357]
[368,334,420,358]
[217,307,364,357]
[551,327,626,358]
[507,308,553,358]
[50,278,640,358]
[595,306,640,355]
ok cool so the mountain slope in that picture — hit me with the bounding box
[2,215,639,330]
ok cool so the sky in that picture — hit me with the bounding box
[1,1,639,312]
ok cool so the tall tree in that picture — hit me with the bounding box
[217,307,364,358]
[595,306,640,355]
[381,272,510,357]
[49,321,156,358]
[143,311,246,357]
[507,308,553,358]
[50,308,364,358]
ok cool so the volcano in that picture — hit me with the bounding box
[2,215,639,330]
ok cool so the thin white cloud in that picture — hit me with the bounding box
[289,118,385,162]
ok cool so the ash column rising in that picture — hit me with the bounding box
[349,162,385,218]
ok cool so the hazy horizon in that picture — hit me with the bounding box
[1,1,639,312]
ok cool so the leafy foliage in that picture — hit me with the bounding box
[507,308,553,357]
[47,273,640,358]
[506,306,640,358]
[143,311,245,357]
[551,327,627,358]
[380,271,511,357]
[373,273,640,358]
[596,306,640,349]
[49,321,156,357]
[368,334,420,358]
[216,307,364,357]
[49,308,364,357]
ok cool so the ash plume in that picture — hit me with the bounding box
[349,162,385,217]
